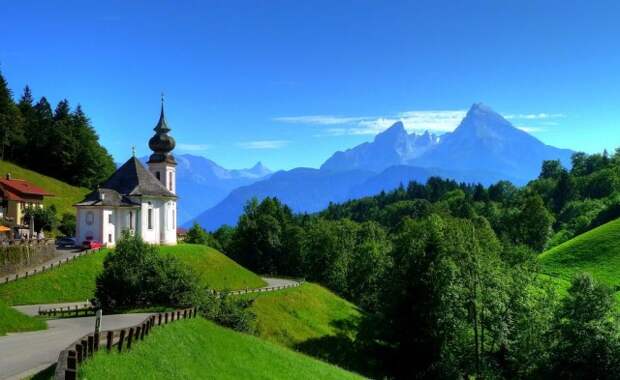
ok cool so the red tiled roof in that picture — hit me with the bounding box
[0,179,54,197]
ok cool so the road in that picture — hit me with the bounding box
[0,312,151,380]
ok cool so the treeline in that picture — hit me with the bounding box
[0,71,115,188]
[186,148,620,379]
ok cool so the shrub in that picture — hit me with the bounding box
[94,233,201,311]
[199,292,256,333]
[58,213,76,237]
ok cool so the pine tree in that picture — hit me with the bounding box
[0,71,25,161]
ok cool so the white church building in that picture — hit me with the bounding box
[75,101,178,246]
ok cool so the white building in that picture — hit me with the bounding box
[75,101,178,246]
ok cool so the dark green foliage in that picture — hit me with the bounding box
[0,74,115,188]
[199,292,256,333]
[58,213,76,237]
[95,233,201,311]
[23,205,57,233]
[186,222,221,250]
[547,274,620,378]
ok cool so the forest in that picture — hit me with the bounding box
[187,149,620,379]
[0,72,115,188]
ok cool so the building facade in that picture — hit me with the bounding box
[0,174,53,238]
[74,101,178,246]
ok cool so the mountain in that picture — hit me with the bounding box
[321,122,440,172]
[145,154,272,224]
[192,168,375,229]
[410,103,573,181]
[193,103,574,230]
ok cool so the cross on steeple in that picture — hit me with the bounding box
[131,145,136,157]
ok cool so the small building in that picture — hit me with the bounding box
[0,174,54,236]
[74,100,178,247]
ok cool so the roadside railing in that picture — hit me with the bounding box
[1,248,102,285]
[53,307,198,380]
[39,303,95,318]
[221,278,305,296]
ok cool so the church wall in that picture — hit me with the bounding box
[76,207,104,244]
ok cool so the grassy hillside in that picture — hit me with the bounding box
[0,299,46,336]
[0,245,264,305]
[160,244,266,290]
[79,318,362,380]
[0,160,89,216]
[245,283,366,374]
[539,218,620,288]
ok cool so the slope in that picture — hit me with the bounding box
[245,283,369,375]
[79,318,362,379]
[538,218,620,288]
[0,245,265,305]
[0,160,89,216]
[0,299,46,336]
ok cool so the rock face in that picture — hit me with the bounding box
[190,103,573,230]
[321,121,440,172]
[410,103,573,181]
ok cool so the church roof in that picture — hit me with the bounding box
[75,157,176,206]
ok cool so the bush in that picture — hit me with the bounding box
[58,213,76,237]
[94,233,201,311]
[199,292,256,333]
[186,222,222,250]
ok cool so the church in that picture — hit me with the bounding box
[75,100,178,246]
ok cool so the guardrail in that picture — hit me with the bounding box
[221,279,305,296]
[1,248,102,285]
[53,307,197,380]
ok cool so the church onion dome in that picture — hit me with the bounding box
[148,98,176,164]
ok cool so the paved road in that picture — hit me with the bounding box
[13,301,92,317]
[0,313,151,380]
[261,277,299,289]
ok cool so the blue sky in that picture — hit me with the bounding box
[2,1,619,170]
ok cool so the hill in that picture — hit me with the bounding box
[79,317,362,379]
[0,244,265,305]
[539,218,620,289]
[0,160,89,216]
[246,283,368,375]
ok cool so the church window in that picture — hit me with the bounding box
[129,211,134,229]
[156,171,161,180]
[148,208,153,229]
[108,234,113,243]
[108,213,113,224]
[86,211,94,225]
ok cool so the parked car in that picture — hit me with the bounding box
[82,240,103,250]
[56,236,77,248]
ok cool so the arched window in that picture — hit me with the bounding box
[147,203,153,230]
[156,171,161,181]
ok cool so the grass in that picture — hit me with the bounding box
[539,218,620,289]
[0,299,46,336]
[0,245,264,305]
[161,244,266,290]
[244,283,368,375]
[0,160,89,216]
[79,318,362,380]
[0,250,106,305]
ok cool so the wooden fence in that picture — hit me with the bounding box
[53,307,197,380]
[222,279,305,296]
[1,248,101,285]
[39,303,95,318]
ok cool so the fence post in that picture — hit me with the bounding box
[140,323,145,340]
[106,331,113,351]
[158,313,162,325]
[87,335,94,357]
[66,350,77,380]
[127,328,135,350]
[118,329,126,353]
[183,309,187,319]
[177,310,181,320]
[81,339,88,359]
[94,332,100,352]
[76,344,83,363]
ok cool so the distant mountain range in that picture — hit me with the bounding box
[184,103,574,230]
[140,154,272,224]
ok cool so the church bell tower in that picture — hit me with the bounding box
[147,95,176,194]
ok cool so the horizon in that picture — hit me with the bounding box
[2,1,620,171]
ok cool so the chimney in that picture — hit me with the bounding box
[5,173,11,180]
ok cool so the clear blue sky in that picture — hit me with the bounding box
[2,1,619,170]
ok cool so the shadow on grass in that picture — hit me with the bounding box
[293,316,383,378]
[28,364,56,380]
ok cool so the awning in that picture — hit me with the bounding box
[0,226,11,232]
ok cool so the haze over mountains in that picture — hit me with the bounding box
[180,103,573,230]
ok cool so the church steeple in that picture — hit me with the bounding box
[148,94,176,164]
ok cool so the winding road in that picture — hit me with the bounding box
[0,277,301,380]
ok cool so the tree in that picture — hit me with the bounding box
[511,193,554,251]
[540,160,564,180]
[548,273,620,378]
[185,222,221,250]
[23,205,57,233]
[0,71,24,161]
[58,213,76,237]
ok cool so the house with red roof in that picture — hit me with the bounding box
[0,173,53,229]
